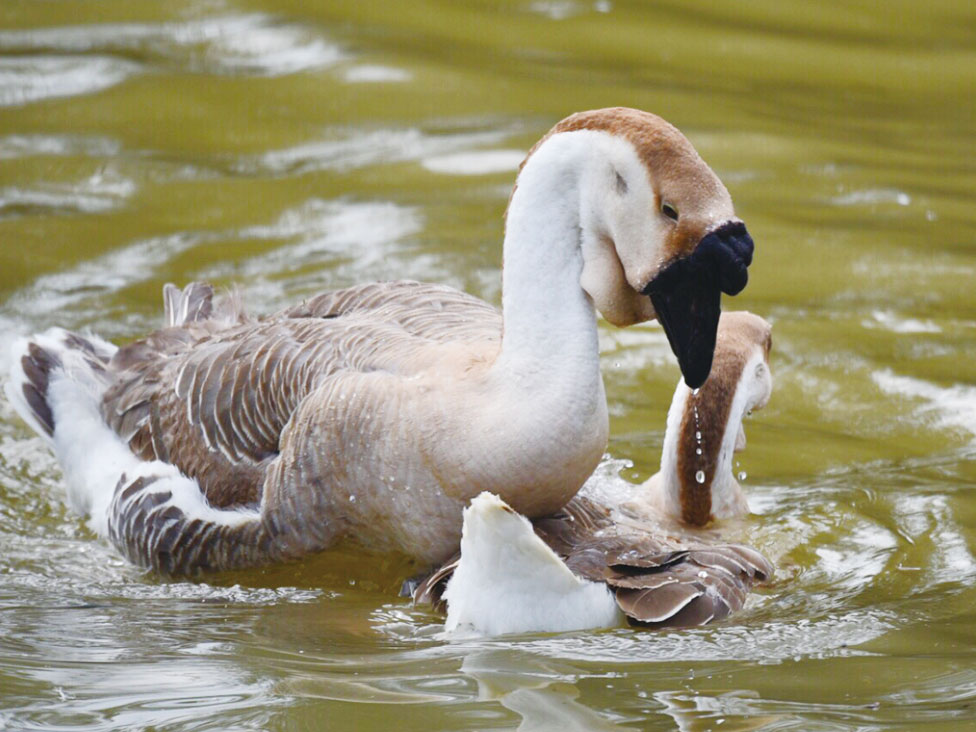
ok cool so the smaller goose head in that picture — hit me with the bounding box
[646,311,773,526]
[522,108,754,388]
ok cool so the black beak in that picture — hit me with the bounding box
[642,221,753,389]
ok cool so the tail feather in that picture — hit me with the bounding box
[108,464,265,574]
[5,329,118,517]
[163,282,214,328]
[438,493,620,635]
[162,282,246,329]
[18,343,62,436]
[5,329,114,442]
[4,285,263,570]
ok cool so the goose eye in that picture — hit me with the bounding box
[661,202,679,221]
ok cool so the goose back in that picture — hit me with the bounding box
[100,281,502,510]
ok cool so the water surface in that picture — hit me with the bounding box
[2,1,975,729]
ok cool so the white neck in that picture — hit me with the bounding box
[497,132,600,374]
[440,132,609,516]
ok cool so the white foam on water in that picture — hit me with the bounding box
[578,457,640,508]
[112,582,322,605]
[383,606,894,665]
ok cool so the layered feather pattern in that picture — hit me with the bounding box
[101,281,501,510]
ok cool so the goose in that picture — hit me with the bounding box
[4,107,755,574]
[412,311,773,636]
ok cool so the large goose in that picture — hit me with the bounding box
[413,312,773,636]
[4,108,754,574]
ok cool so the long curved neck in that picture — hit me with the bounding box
[497,133,599,371]
[653,376,748,525]
[445,132,608,517]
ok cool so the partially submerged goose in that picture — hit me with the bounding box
[413,312,773,636]
[5,108,755,574]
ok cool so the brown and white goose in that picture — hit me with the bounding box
[4,108,755,574]
[412,312,773,636]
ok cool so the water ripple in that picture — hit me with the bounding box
[341,64,413,83]
[422,149,526,176]
[0,198,421,335]
[0,55,139,107]
[0,169,136,218]
[873,369,976,439]
[240,126,513,176]
[0,14,343,83]
[0,134,121,160]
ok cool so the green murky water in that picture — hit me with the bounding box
[1,1,975,729]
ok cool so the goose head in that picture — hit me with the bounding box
[517,107,754,388]
[647,310,773,526]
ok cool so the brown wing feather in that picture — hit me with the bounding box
[100,280,502,510]
[602,540,771,627]
[409,552,460,613]
[614,581,704,624]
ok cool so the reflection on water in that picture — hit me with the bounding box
[1,0,976,729]
[461,650,633,732]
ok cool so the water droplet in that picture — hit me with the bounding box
[692,388,700,396]
[695,470,705,484]
[738,471,747,481]
[696,447,702,455]
[695,431,701,441]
